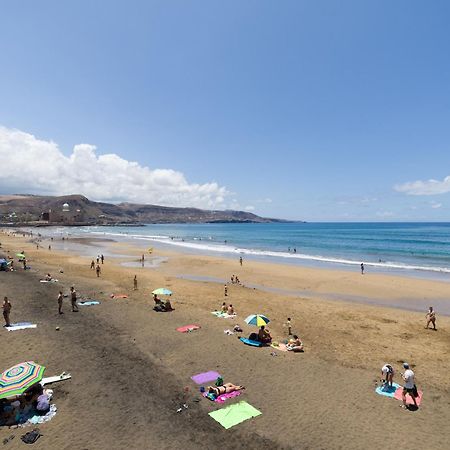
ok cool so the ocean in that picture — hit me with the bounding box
[54,222,450,280]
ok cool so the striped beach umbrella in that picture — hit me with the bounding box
[152,288,172,296]
[0,362,46,399]
[244,314,270,327]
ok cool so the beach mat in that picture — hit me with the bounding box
[270,343,288,352]
[208,401,261,429]
[39,279,58,283]
[204,390,241,403]
[375,382,401,398]
[239,337,262,347]
[77,301,100,306]
[191,371,221,385]
[5,322,37,331]
[211,311,236,319]
[177,324,200,333]
[394,387,423,406]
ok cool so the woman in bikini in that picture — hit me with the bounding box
[207,383,245,397]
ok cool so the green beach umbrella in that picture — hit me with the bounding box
[152,288,172,296]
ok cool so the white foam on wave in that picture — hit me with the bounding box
[83,229,450,274]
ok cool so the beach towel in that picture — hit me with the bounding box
[111,294,128,299]
[77,301,100,306]
[191,371,221,385]
[270,343,288,352]
[211,311,236,319]
[208,401,261,429]
[393,386,423,406]
[23,404,57,426]
[203,390,242,403]
[375,382,401,398]
[239,337,262,347]
[39,279,58,283]
[176,324,200,333]
[5,322,37,331]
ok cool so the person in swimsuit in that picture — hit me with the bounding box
[207,383,245,398]
[381,363,395,387]
[425,306,437,330]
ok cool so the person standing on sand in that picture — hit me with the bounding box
[285,317,292,336]
[96,256,100,264]
[70,287,79,312]
[401,363,418,409]
[239,256,243,266]
[425,306,437,330]
[2,296,12,327]
[133,275,138,290]
[96,264,101,277]
[57,291,64,314]
[101,254,104,264]
[360,263,364,274]
[90,259,95,270]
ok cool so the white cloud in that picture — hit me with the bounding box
[0,126,232,209]
[430,201,442,209]
[376,210,394,218]
[244,205,255,211]
[395,176,450,195]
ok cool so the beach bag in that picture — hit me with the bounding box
[215,376,223,387]
[21,429,42,444]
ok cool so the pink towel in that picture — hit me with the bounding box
[203,390,242,403]
[393,387,423,406]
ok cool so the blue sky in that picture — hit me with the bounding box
[1,0,450,220]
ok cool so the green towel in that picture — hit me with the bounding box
[208,401,261,429]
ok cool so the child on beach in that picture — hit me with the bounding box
[425,306,437,330]
[285,317,292,335]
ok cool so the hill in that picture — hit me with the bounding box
[0,194,285,225]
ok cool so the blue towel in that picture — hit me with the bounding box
[375,382,400,397]
[77,301,100,306]
[239,337,262,347]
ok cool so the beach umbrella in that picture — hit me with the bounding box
[244,314,270,327]
[0,361,46,399]
[152,288,172,296]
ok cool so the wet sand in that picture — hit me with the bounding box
[1,231,450,449]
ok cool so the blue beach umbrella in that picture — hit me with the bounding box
[244,314,270,327]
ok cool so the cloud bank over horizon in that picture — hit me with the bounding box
[395,176,450,196]
[0,126,233,209]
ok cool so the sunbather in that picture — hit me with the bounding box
[286,335,304,352]
[45,273,52,281]
[258,325,272,344]
[221,302,227,313]
[207,383,245,398]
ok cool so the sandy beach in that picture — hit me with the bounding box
[1,230,450,449]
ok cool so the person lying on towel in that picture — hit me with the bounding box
[207,383,245,399]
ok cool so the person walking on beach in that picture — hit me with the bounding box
[141,254,145,267]
[2,296,11,327]
[101,254,104,264]
[96,264,101,277]
[57,291,64,314]
[133,275,138,290]
[425,306,437,330]
[96,256,100,264]
[70,287,79,312]
[90,259,95,270]
[401,363,418,409]
[239,256,243,266]
[360,263,364,274]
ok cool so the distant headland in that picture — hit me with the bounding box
[0,194,292,226]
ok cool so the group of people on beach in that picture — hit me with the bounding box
[381,362,419,409]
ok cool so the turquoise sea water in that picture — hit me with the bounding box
[59,222,450,278]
